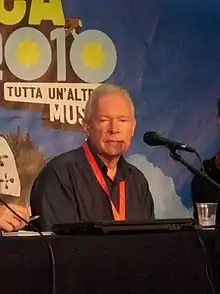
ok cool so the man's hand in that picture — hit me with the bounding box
[0,204,30,232]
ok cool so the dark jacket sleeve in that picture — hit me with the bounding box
[191,157,220,220]
[30,165,79,231]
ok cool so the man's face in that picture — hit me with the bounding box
[83,93,136,158]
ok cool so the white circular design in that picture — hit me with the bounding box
[70,29,117,83]
[5,27,51,81]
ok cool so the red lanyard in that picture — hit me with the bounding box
[83,142,126,221]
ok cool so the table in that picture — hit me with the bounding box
[0,230,215,294]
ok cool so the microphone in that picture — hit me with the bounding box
[143,131,195,153]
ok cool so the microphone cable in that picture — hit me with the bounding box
[195,230,217,294]
[193,150,205,173]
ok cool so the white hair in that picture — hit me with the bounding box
[84,84,135,121]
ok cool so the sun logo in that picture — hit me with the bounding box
[16,40,41,69]
[81,42,106,70]
[70,29,117,83]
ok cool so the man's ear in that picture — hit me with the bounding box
[82,119,90,137]
[217,116,220,126]
[131,119,136,137]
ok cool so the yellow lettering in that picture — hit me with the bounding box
[0,0,26,25]
[29,0,65,25]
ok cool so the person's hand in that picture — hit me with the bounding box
[0,204,30,232]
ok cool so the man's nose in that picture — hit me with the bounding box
[108,120,119,133]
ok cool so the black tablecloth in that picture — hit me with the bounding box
[0,230,216,294]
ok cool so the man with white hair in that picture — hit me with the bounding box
[30,84,154,231]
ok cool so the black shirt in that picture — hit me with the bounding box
[30,145,154,231]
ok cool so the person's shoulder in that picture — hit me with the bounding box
[203,156,216,170]
[191,155,216,184]
[47,146,84,168]
[37,146,85,178]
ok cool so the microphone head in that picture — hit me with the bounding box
[143,131,195,153]
[143,131,159,146]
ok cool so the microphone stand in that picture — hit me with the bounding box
[169,149,220,294]
[169,149,220,190]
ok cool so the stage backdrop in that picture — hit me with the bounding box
[1,0,220,218]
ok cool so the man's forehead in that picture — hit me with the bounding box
[95,104,132,116]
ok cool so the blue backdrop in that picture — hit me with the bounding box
[1,0,220,217]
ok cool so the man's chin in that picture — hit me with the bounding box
[102,150,124,159]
